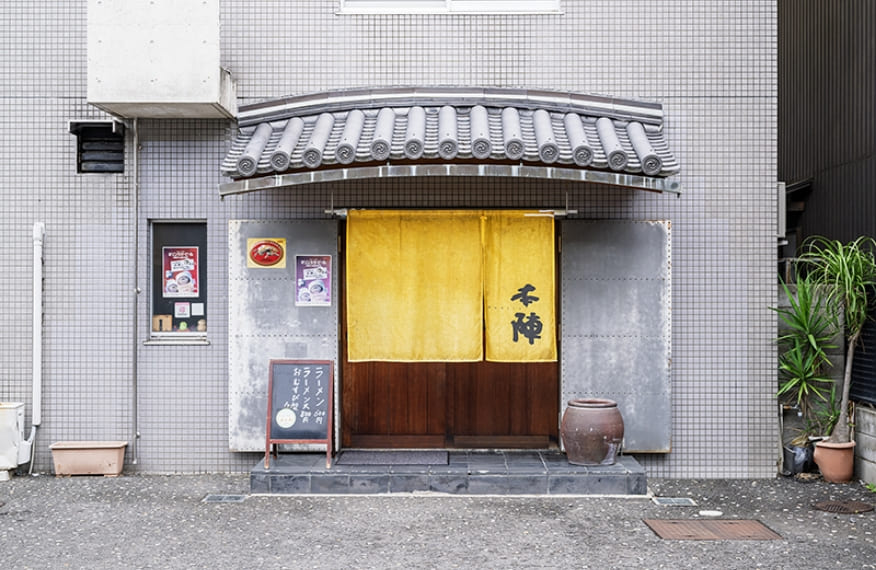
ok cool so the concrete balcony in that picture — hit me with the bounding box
[87,0,236,119]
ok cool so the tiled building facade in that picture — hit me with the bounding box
[0,1,778,477]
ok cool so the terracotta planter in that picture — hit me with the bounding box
[50,441,127,477]
[560,398,624,465]
[813,440,856,483]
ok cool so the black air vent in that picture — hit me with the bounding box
[70,121,125,173]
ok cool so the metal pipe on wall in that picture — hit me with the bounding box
[24,221,45,473]
[31,222,44,428]
[130,117,140,465]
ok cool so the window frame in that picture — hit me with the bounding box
[338,0,562,15]
[148,220,209,344]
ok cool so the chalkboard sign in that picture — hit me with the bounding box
[265,359,333,468]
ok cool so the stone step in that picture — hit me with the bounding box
[251,451,647,496]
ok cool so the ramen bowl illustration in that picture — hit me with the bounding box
[309,280,326,294]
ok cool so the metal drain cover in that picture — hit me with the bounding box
[203,494,247,503]
[813,500,873,514]
[644,519,782,540]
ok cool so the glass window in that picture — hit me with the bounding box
[151,222,208,337]
[339,0,561,15]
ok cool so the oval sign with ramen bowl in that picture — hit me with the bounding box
[249,240,285,267]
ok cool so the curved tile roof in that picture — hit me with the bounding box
[219,87,680,195]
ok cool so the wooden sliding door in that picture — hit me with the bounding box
[341,360,558,449]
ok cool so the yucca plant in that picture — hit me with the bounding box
[808,383,841,438]
[798,236,876,443]
[777,344,833,439]
[774,275,836,438]
[776,275,836,365]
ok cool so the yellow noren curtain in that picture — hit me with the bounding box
[483,211,557,362]
[346,210,484,362]
[346,209,556,363]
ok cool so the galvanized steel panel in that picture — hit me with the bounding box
[228,220,339,452]
[561,220,671,453]
[563,280,667,336]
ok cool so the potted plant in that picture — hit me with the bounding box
[799,236,876,482]
[774,274,836,474]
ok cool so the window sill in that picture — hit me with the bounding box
[144,337,211,346]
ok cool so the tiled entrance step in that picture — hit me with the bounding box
[251,451,647,495]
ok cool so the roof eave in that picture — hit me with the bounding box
[237,86,665,127]
[218,163,682,198]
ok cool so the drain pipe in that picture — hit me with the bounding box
[130,117,141,465]
[23,222,45,474]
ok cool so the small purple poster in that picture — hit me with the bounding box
[295,255,331,307]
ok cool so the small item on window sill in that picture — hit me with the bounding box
[152,314,172,332]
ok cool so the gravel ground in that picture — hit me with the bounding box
[1,473,875,569]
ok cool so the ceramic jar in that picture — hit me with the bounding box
[561,398,624,465]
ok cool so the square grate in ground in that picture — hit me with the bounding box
[644,519,782,540]
[652,497,697,506]
[203,494,247,503]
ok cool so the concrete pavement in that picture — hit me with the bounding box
[1,473,875,569]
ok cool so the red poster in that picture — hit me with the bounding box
[163,247,199,298]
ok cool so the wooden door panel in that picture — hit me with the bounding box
[342,360,558,448]
[528,367,559,436]
[339,214,560,449]
[450,361,558,440]
[343,361,448,447]
[341,279,558,447]
[387,363,446,435]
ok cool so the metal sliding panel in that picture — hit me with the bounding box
[561,220,671,452]
[228,220,339,451]
[851,318,876,407]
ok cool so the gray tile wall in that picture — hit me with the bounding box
[0,1,777,477]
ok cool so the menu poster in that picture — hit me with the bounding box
[296,255,332,306]
[163,246,199,298]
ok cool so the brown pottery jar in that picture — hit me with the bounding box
[561,398,624,465]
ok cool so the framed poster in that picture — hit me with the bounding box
[295,255,332,306]
[162,246,199,298]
